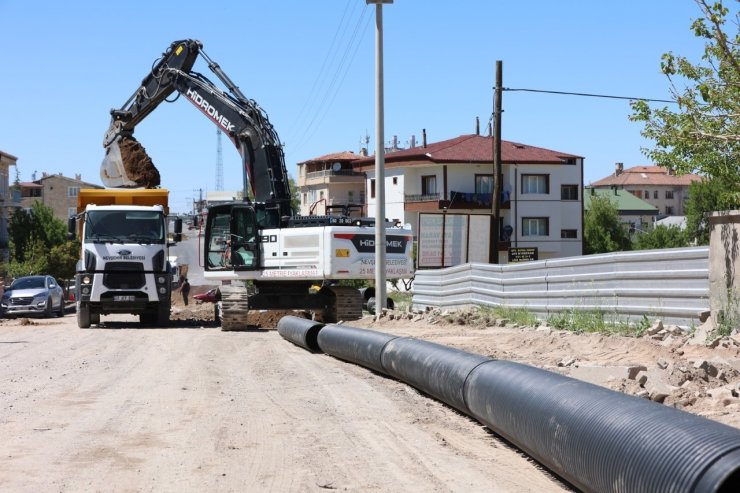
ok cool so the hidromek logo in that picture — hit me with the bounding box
[186,88,236,132]
[351,235,408,254]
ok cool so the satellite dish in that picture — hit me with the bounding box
[332,162,342,172]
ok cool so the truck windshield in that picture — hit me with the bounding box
[85,210,165,244]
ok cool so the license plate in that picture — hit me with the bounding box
[114,295,135,302]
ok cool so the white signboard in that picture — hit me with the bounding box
[419,213,488,267]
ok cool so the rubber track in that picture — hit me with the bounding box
[219,284,250,331]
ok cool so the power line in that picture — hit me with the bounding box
[503,87,676,104]
[290,5,371,154]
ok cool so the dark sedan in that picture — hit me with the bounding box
[1,275,65,318]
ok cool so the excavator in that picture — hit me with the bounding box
[100,39,414,330]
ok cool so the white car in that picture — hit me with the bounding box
[1,275,65,318]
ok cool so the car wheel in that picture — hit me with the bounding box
[56,299,65,317]
[45,297,54,318]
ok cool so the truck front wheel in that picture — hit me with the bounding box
[157,300,171,325]
[77,302,91,328]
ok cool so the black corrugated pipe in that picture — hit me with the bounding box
[464,360,740,493]
[277,318,740,491]
[316,324,398,374]
[276,316,324,353]
[380,337,489,414]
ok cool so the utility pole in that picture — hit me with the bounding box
[367,0,392,320]
[491,60,502,264]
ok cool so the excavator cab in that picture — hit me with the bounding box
[204,203,260,271]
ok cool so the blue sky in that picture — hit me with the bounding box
[0,0,720,213]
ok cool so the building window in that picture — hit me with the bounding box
[665,190,674,199]
[360,191,366,204]
[521,174,549,194]
[68,207,77,219]
[370,179,376,199]
[522,217,549,236]
[561,185,578,201]
[392,177,398,185]
[653,190,658,199]
[475,174,493,194]
[644,190,649,199]
[421,175,437,196]
[68,186,80,198]
[666,206,674,215]
[348,191,354,202]
[561,229,577,239]
[302,192,307,205]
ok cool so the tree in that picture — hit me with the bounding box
[288,175,300,213]
[584,196,633,254]
[684,178,733,244]
[633,225,689,250]
[7,202,76,281]
[630,0,740,205]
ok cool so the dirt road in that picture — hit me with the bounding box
[0,311,569,492]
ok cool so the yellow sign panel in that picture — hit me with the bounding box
[335,249,350,258]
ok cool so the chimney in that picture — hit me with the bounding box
[668,167,675,176]
[392,135,398,151]
[360,147,368,157]
[75,173,81,181]
[422,128,427,148]
[42,172,48,177]
[476,116,480,136]
[410,135,416,148]
[615,162,624,176]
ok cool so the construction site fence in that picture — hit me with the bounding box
[411,246,710,327]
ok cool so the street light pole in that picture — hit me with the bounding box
[367,0,392,320]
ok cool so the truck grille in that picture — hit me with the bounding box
[103,262,145,289]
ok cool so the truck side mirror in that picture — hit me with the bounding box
[173,217,183,243]
[67,216,76,240]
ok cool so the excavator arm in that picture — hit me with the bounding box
[101,39,293,219]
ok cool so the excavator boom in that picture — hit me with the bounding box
[100,39,292,219]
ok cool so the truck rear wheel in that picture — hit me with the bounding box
[77,302,91,328]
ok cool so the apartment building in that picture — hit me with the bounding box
[590,163,702,216]
[17,173,103,222]
[296,133,584,265]
[0,150,18,256]
[296,151,366,217]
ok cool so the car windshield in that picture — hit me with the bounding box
[11,277,46,289]
[85,210,165,244]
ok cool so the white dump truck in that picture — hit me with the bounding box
[69,189,181,328]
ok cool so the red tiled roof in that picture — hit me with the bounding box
[298,151,362,165]
[591,165,703,187]
[352,134,581,170]
[18,181,42,188]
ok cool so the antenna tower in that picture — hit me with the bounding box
[216,129,224,191]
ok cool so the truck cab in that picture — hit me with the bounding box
[71,189,177,328]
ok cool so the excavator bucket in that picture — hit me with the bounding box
[100,136,161,188]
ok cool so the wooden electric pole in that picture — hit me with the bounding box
[491,61,502,264]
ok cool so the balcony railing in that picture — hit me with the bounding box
[305,170,363,180]
[405,191,510,210]
[405,193,441,203]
